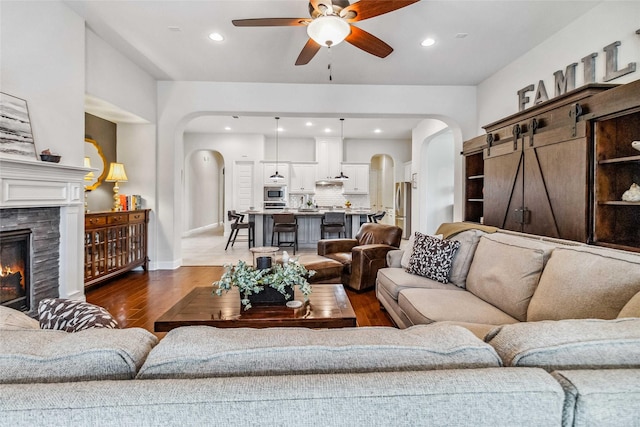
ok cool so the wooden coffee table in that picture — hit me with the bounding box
[154,284,357,332]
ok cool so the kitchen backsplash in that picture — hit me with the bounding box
[289,186,369,209]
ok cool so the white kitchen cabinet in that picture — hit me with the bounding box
[342,163,370,194]
[315,137,342,180]
[289,163,317,194]
[262,162,290,186]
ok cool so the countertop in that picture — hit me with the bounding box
[243,208,373,216]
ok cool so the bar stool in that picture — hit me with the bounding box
[368,210,386,223]
[321,212,346,239]
[225,210,255,250]
[271,213,298,254]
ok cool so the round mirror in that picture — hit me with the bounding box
[84,138,107,190]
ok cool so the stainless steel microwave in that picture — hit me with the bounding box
[264,186,287,201]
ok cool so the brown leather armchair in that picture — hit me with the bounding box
[317,223,402,291]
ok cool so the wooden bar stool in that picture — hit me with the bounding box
[321,212,346,239]
[225,210,255,250]
[271,213,298,254]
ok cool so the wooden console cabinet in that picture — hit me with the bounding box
[84,210,150,288]
[463,79,640,252]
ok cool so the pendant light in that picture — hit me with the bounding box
[334,118,349,181]
[270,116,284,181]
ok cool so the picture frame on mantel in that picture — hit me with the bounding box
[0,92,37,161]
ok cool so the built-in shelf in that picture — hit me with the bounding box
[598,201,640,206]
[598,155,640,164]
[467,175,485,180]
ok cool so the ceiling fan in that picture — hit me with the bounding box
[232,0,420,66]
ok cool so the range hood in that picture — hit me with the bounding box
[315,179,343,186]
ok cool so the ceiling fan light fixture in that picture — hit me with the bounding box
[307,15,350,47]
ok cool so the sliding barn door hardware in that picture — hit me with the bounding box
[486,133,494,156]
[528,118,539,146]
[569,103,583,137]
[512,124,522,151]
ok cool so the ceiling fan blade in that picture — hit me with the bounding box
[342,0,420,22]
[345,26,393,58]
[232,18,310,27]
[295,38,322,65]
[310,1,333,16]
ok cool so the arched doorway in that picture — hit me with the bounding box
[369,154,395,225]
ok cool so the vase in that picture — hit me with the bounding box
[247,285,294,306]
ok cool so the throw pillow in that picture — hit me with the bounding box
[401,232,442,269]
[0,306,40,330]
[406,232,460,283]
[38,298,119,332]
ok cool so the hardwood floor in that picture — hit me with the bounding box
[86,267,394,338]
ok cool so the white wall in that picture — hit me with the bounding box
[478,1,640,128]
[185,150,222,231]
[1,1,85,165]
[423,130,455,234]
[265,137,316,162]
[86,29,157,123]
[345,138,412,183]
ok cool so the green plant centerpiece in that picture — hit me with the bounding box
[214,259,315,310]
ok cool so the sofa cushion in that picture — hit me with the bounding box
[38,298,119,332]
[618,291,640,318]
[401,232,442,269]
[376,267,462,301]
[407,233,460,283]
[397,288,520,326]
[448,229,484,288]
[527,246,640,321]
[552,369,640,427]
[136,324,502,379]
[466,233,555,321]
[0,328,157,383]
[0,306,39,330]
[486,318,640,371]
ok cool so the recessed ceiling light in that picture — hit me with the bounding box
[374,129,382,134]
[305,122,313,126]
[421,38,435,47]
[208,32,224,42]
[224,126,231,131]
[277,127,283,132]
[324,128,332,133]
[455,33,469,39]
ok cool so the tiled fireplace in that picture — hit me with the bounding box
[0,157,87,316]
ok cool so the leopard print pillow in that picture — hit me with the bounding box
[38,298,119,332]
[407,232,461,283]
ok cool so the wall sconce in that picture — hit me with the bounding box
[83,156,95,213]
[105,162,128,211]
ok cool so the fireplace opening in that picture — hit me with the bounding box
[0,229,31,312]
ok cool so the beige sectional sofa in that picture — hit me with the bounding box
[377,224,640,335]
[2,319,640,426]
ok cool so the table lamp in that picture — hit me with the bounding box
[105,162,128,211]
[84,156,95,213]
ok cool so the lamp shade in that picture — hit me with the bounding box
[105,162,128,182]
[84,157,95,181]
[307,15,351,47]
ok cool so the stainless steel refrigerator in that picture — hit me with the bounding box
[395,182,412,239]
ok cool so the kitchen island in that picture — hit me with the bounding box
[244,209,373,249]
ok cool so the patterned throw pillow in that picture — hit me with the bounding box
[38,298,119,332]
[407,232,461,283]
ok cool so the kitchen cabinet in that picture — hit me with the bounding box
[342,163,370,194]
[316,137,342,180]
[84,210,150,288]
[262,162,290,186]
[289,163,317,193]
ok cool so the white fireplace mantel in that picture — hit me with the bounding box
[1,157,91,301]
